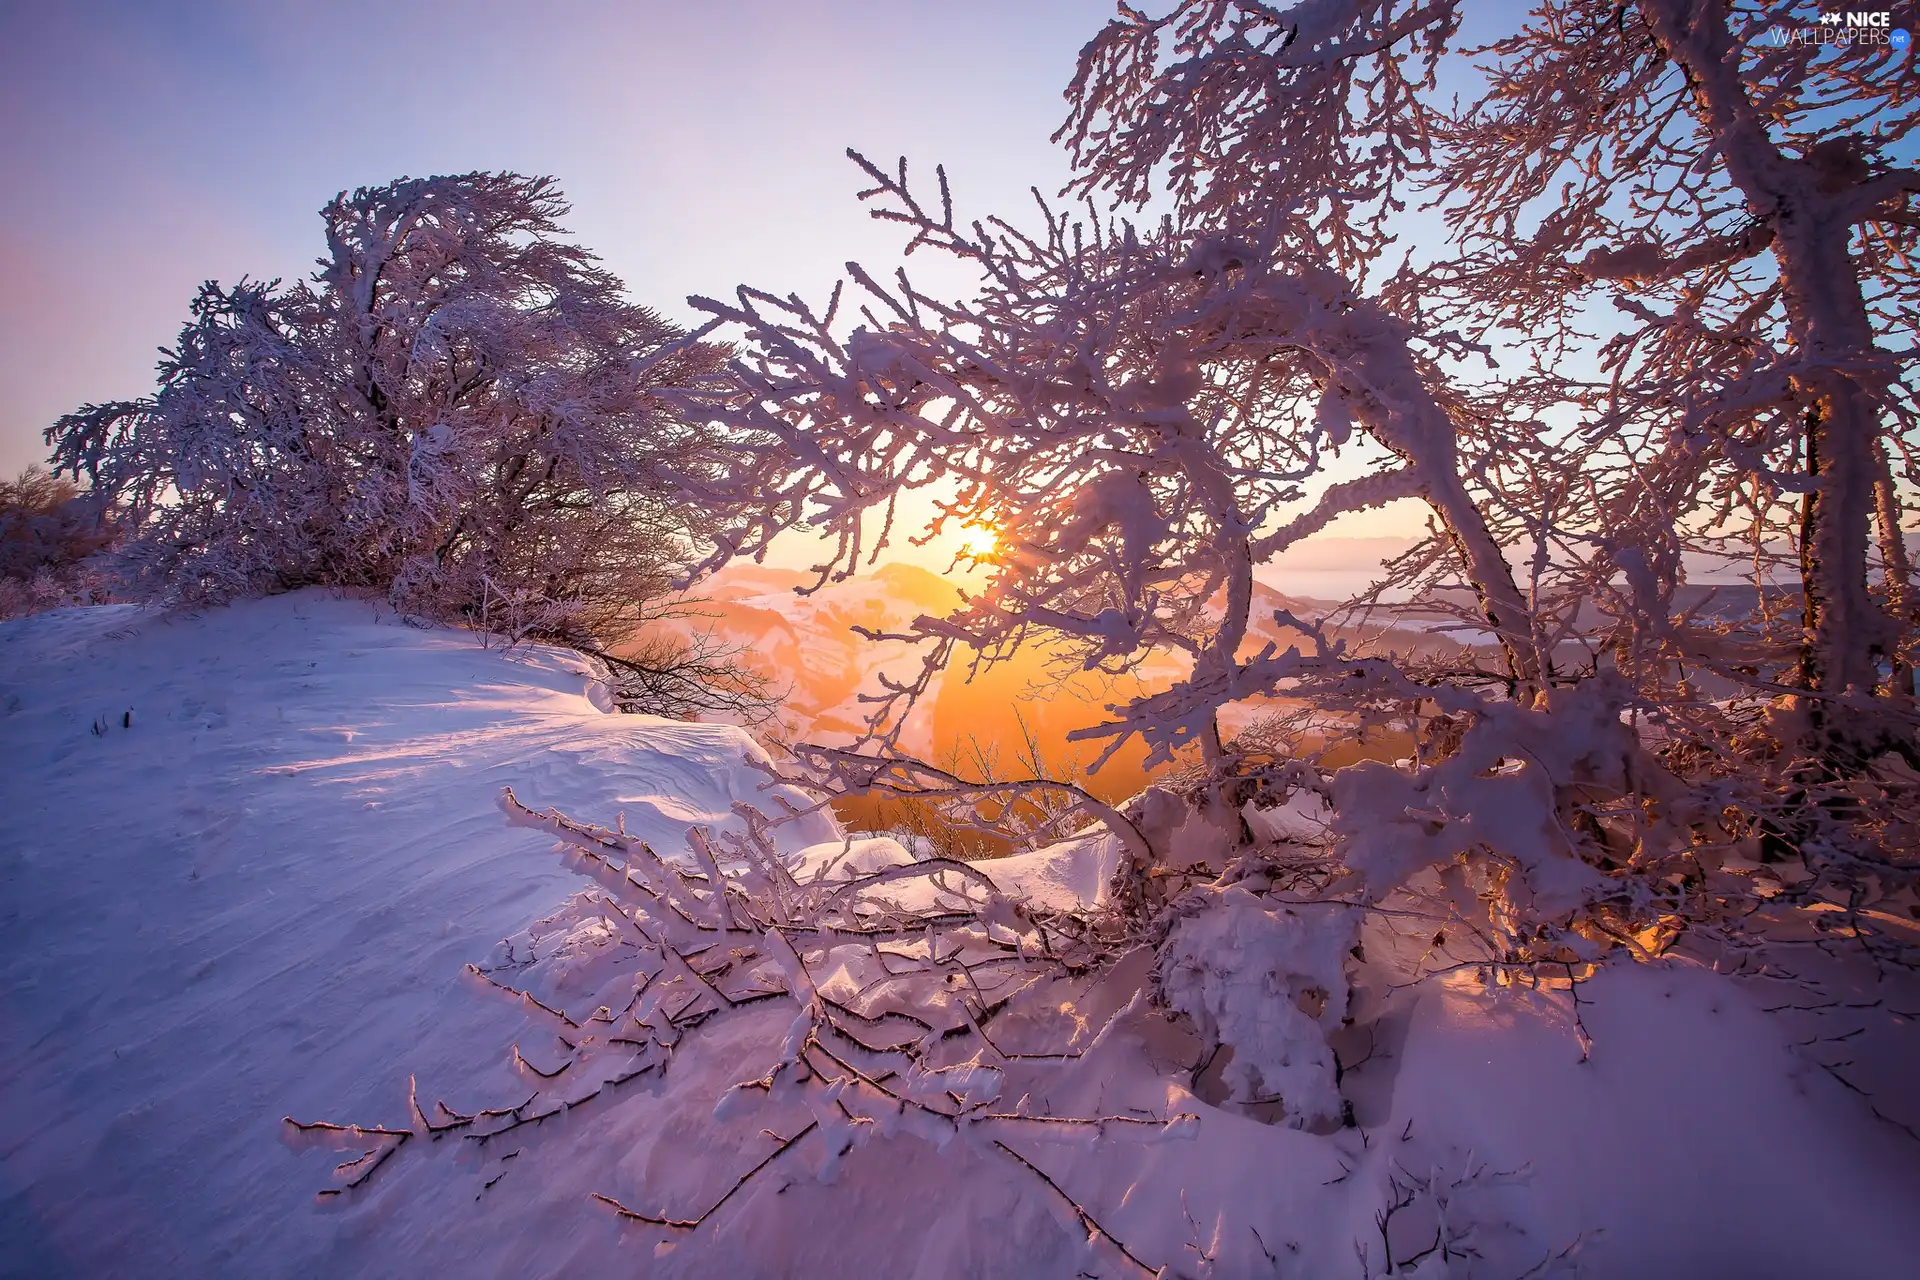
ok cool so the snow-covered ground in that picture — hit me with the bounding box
[4,592,1918,1278]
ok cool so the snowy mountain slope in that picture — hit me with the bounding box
[676,562,1484,800]
[3,593,1918,1278]
[649,560,967,752]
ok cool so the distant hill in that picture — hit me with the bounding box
[634,562,1484,805]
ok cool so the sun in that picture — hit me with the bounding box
[955,522,1000,561]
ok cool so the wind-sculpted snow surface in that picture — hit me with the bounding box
[3,593,1919,1277]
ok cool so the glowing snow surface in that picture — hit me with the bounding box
[3,592,1917,1277]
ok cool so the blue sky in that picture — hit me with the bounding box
[0,0,1116,476]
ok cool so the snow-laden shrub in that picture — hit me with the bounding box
[0,467,120,619]
[46,173,728,667]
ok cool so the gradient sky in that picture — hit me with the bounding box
[0,0,1124,477]
[2,0,1586,578]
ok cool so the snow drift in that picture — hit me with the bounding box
[2,592,1917,1278]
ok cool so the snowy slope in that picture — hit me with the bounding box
[0,592,835,1276]
[4,593,1919,1279]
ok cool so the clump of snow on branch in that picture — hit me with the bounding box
[1156,890,1356,1128]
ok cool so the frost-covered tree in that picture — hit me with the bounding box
[1425,0,1920,768]
[1055,0,1919,754]
[48,174,733,680]
[674,0,1913,1024]
[678,1,1577,900]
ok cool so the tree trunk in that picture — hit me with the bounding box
[1425,469,1544,699]
[1196,495,1252,767]
[1311,304,1544,696]
[1873,438,1916,712]
[1643,0,1900,762]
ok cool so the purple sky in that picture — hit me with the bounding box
[0,0,1115,476]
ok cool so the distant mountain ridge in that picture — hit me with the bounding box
[641,562,1483,802]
